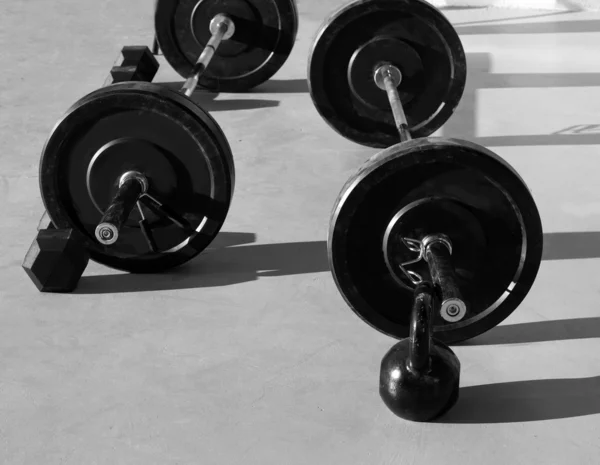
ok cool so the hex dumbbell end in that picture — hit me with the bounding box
[107,46,159,85]
[22,228,90,293]
[379,282,461,422]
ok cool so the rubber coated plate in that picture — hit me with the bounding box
[40,82,235,273]
[155,0,298,92]
[328,138,543,344]
[308,0,466,148]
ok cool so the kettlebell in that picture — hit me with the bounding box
[379,282,461,421]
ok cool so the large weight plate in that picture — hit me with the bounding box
[40,82,235,273]
[155,0,298,92]
[308,0,466,148]
[328,138,543,344]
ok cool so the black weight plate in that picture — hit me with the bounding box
[40,81,235,273]
[69,82,235,191]
[328,138,543,344]
[155,0,298,92]
[308,0,466,148]
[77,82,235,185]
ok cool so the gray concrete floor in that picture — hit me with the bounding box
[2,1,600,463]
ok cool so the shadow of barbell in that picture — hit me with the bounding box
[443,52,600,144]
[456,18,600,35]
[437,374,600,424]
[75,229,600,295]
[238,53,600,146]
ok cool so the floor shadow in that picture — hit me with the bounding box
[461,317,600,346]
[464,50,600,89]
[445,52,600,145]
[438,5,486,9]
[455,10,572,26]
[543,231,600,261]
[443,53,489,139]
[76,236,329,294]
[203,231,257,248]
[456,19,600,35]
[474,133,600,147]
[75,229,600,294]
[438,376,600,424]
[454,231,600,346]
[477,72,600,89]
[158,82,280,111]
[251,79,309,94]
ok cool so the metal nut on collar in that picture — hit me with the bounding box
[119,171,149,194]
[421,234,453,256]
[373,63,403,90]
[210,14,236,41]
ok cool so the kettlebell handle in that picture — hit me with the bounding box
[408,282,435,374]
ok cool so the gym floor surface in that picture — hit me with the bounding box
[1,1,600,463]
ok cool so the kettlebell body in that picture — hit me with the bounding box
[380,338,460,422]
[379,282,461,422]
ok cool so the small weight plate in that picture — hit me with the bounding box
[40,81,235,273]
[328,138,543,344]
[155,0,298,92]
[308,0,466,148]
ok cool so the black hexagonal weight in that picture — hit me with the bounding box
[22,228,90,293]
[105,46,159,85]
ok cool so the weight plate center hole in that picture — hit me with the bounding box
[191,0,259,57]
[86,137,179,227]
[347,36,424,111]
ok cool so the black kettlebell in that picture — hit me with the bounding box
[379,282,461,422]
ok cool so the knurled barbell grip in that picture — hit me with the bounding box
[383,77,411,142]
[95,175,146,246]
[374,64,412,143]
[181,14,235,97]
[422,236,467,322]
